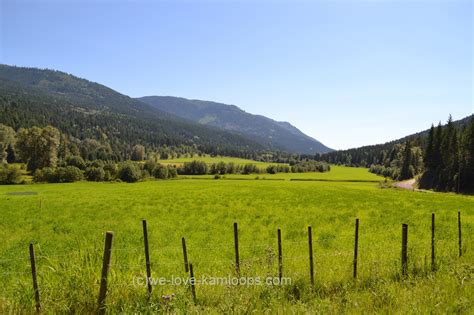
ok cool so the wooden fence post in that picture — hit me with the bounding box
[142,220,152,297]
[98,231,113,315]
[458,211,462,257]
[431,213,436,271]
[308,226,314,286]
[353,218,359,279]
[234,222,240,277]
[182,237,189,273]
[401,224,408,276]
[277,228,282,281]
[29,243,40,313]
[189,263,196,303]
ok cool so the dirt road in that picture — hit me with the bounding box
[394,178,416,190]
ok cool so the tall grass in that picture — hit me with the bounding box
[0,171,472,313]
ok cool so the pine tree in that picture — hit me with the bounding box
[448,128,459,192]
[432,122,443,169]
[424,124,435,169]
[441,115,454,169]
[399,141,412,180]
[460,118,474,192]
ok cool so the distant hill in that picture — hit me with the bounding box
[319,114,473,166]
[138,96,332,154]
[0,65,265,158]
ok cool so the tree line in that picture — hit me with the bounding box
[419,117,474,193]
[0,124,330,184]
[367,141,423,180]
[318,115,474,193]
[33,158,179,184]
[178,160,330,176]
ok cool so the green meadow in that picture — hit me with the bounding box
[182,165,383,182]
[0,167,473,313]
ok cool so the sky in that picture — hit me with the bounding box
[1,0,472,150]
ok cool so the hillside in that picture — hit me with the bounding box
[0,65,266,158]
[319,114,473,166]
[138,96,333,154]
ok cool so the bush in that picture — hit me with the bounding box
[152,165,169,179]
[34,166,83,183]
[226,162,236,174]
[33,167,57,183]
[85,167,106,182]
[118,162,142,183]
[167,166,177,178]
[88,160,105,168]
[66,156,86,170]
[242,164,259,174]
[56,166,83,183]
[181,160,208,175]
[209,162,224,175]
[144,159,157,173]
[0,165,22,184]
[290,161,329,173]
[266,165,278,174]
[103,162,118,177]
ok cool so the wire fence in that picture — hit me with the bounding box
[0,213,471,313]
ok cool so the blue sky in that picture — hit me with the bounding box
[1,0,472,150]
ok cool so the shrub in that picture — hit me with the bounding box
[141,169,150,179]
[85,167,106,182]
[66,156,86,170]
[88,160,105,168]
[290,161,329,173]
[33,167,57,183]
[209,163,220,175]
[152,165,169,179]
[0,165,22,184]
[34,166,83,183]
[226,162,236,174]
[182,160,208,175]
[118,162,142,183]
[266,165,278,174]
[144,159,157,173]
[103,162,118,177]
[167,166,178,178]
[56,166,84,183]
[243,164,259,174]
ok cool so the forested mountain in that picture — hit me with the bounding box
[138,96,333,154]
[317,115,473,167]
[0,65,267,160]
[317,115,474,193]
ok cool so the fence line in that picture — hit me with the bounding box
[0,212,471,313]
[3,233,464,263]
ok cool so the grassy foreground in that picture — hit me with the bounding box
[0,167,473,313]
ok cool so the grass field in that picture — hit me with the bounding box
[182,165,383,182]
[0,167,473,313]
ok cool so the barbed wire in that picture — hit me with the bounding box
[2,257,443,279]
[1,247,467,271]
[2,230,470,260]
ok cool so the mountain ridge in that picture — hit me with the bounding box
[138,95,332,154]
[0,64,267,158]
